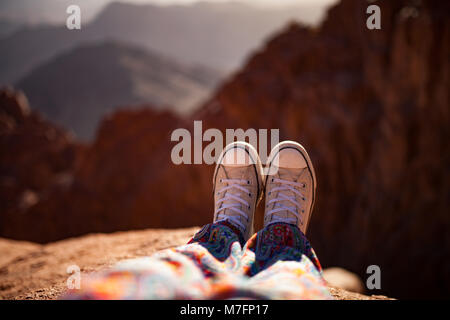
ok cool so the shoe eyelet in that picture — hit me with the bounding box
[303,184,306,188]
[248,205,251,209]
[219,179,223,183]
[302,197,306,201]
[248,193,251,197]
[268,192,271,195]
[302,210,305,213]
[247,180,250,185]
[271,178,274,182]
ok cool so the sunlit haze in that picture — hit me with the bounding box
[0,0,339,25]
[124,0,338,8]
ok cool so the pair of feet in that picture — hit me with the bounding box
[213,141,316,241]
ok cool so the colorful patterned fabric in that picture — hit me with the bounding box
[63,221,332,300]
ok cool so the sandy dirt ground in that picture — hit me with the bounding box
[0,227,392,300]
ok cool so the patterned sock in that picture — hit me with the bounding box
[246,222,322,275]
[187,220,245,261]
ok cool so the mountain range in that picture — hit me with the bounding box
[16,42,222,139]
[1,1,330,139]
[0,1,327,84]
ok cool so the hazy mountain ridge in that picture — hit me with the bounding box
[16,42,222,140]
[90,1,324,70]
[0,19,22,39]
[0,1,327,84]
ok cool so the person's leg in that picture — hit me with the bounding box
[240,141,332,299]
[245,222,322,276]
[188,140,331,299]
[187,219,244,261]
[160,141,266,299]
[174,141,265,298]
[241,225,331,299]
[182,140,264,263]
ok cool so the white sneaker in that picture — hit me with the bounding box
[213,141,264,240]
[263,141,317,234]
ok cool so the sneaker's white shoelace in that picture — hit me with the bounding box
[215,178,251,231]
[266,178,306,225]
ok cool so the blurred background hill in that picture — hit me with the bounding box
[0,0,329,84]
[0,0,449,299]
[16,41,222,139]
[1,0,332,139]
